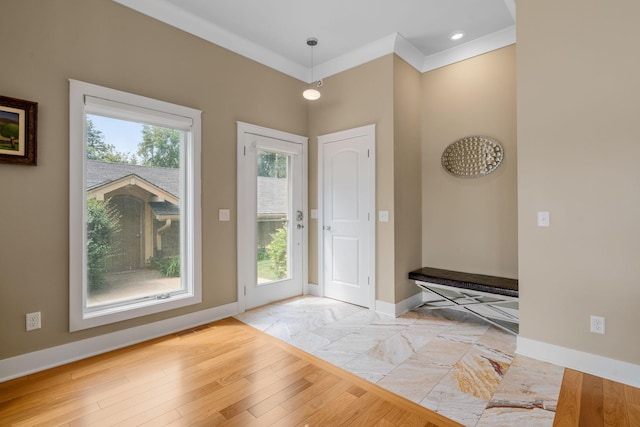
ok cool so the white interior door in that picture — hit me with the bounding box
[237,123,308,311]
[318,125,375,308]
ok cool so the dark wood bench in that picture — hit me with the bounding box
[409,267,519,334]
[408,267,518,297]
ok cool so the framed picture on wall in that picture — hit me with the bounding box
[0,95,38,165]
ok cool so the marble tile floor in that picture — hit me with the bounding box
[234,295,564,427]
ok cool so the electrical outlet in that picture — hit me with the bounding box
[26,312,41,331]
[590,315,605,334]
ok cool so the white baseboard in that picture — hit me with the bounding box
[0,302,239,383]
[375,292,424,317]
[517,336,640,389]
[307,282,320,297]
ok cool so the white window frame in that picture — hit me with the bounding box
[69,79,202,331]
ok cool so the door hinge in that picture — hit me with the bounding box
[244,146,246,156]
[244,286,246,296]
[367,149,370,158]
[368,276,370,285]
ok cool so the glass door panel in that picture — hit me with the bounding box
[256,150,291,285]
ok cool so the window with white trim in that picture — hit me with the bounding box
[69,80,201,331]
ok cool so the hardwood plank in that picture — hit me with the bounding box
[579,372,604,427]
[116,408,183,427]
[296,389,359,426]
[190,408,256,427]
[603,379,629,427]
[349,398,395,425]
[624,382,640,427]
[174,378,254,420]
[219,363,319,419]
[554,368,584,427]
[247,376,314,417]
[278,370,340,412]
[243,352,300,383]
[271,376,352,427]
[136,409,183,426]
[11,402,101,427]
[322,390,381,426]
[241,405,290,427]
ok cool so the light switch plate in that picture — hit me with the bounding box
[311,209,318,219]
[379,211,389,222]
[537,211,550,227]
[219,209,230,221]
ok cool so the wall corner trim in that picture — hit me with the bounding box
[307,283,320,297]
[517,336,640,389]
[0,302,239,383]
[375,292,424,317]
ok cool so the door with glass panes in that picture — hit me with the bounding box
[237,123,307,310]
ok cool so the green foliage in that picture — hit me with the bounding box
[86,118,137,164]
[137,125,181,168]
[147,256,181,277]
[163,256,181,277]
[257,247,269,261]
[87,198,121,290]
[266,226,288,279]
[258,151,287,178]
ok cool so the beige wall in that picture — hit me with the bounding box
[393,57,423,302]
[307,56,396,303]
[1,4,518,362]
[421,46,518,279]
[518,1,640,363]
[0,0,307,359]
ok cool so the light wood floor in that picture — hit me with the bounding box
[0,318,461,426]
[554,368,640,427]
[2,318,639,427]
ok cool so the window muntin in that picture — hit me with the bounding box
[69,80,201,331]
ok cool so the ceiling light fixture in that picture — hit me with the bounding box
[449,31,465,41]
[303,37,321,101]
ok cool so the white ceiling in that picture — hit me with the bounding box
[113,0,516,82]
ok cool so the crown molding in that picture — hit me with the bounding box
[113,0,515,81]
[394,33,428,72]
[422,25,516,73]
[314,33,397,82]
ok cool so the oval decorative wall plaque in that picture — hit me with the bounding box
[441,136,504,178]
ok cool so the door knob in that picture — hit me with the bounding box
[324,225,331,231]
[296,224,304,229]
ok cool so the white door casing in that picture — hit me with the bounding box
[237,122,308,312]
[318,125,375,308]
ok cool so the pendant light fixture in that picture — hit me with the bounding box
[303,37,322,100]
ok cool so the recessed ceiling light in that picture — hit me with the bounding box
[449,31,465,41]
